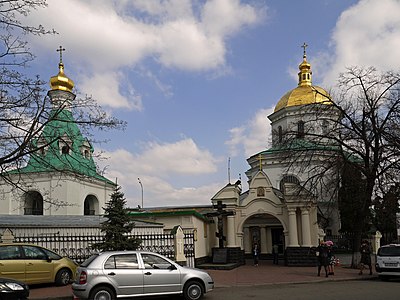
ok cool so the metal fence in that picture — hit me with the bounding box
[325,234,355,252]
[12,231,195,267]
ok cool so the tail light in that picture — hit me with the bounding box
[79,271,87,284]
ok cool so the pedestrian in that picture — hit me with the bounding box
[359,240,372,275]
[273,244,279,265]
[316,241,329,277]
[252,243,260,266]
[326,240,335,275]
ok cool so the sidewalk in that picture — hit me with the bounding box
[29,256,377,299]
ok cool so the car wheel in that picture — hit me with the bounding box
[89,286,115,300]
[55,268,72,286]
[183,280,203,300]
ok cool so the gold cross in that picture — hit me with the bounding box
[57,46,66,64]
[301,42,308,57]
[258,154,263,171]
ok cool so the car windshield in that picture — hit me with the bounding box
[41,248,62,260]
[378,246,400,256]
[80,254,99,267]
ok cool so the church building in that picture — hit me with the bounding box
[132,45,342,265]
[0,50,116,217]
[0,45,342,266]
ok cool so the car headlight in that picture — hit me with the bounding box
[1,282,25,291]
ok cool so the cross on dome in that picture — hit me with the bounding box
[301,42,308,58]
[57,46,66,64]
[49,45,74,93]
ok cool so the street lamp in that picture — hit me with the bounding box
[138,177,143,209]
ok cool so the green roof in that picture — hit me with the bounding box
[129,210,208,222]
[13,108,114,185]
[251,138,361,163]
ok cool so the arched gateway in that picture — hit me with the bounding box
[210,169,320,265]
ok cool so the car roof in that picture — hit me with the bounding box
[97,251,165,255]
[380,244,400,248]
[0,243,45,247]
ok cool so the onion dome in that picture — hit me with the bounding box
[274,43,331,112]
[49,46,74,92]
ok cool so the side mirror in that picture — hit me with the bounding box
[168,264,177,270]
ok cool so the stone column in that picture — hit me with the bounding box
[226,215,236,247]
[173,226,187,265]
[301,207,312,247]
[244,227,251,253]
[260,227,267,253]
[210,219,219,248]
[266,227,273,254]
[288,208,299,247]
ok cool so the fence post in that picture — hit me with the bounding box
[371,231,382,254]
[171,225,186,266]
[0,228,15,243]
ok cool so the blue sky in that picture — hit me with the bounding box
[24,0,400,208]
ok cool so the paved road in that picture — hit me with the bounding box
[205,279,400,300]
[87,279,400,300]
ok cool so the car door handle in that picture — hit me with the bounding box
[144,272,152,275]
[107,272,116,276]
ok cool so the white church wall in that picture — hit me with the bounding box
[132,214,210,259]
[0,173,114,216]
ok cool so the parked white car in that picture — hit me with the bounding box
[375,244,400,280]
[72,251,214,300]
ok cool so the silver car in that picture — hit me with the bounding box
[72,251,214,300]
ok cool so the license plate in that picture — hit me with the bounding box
[384,262,398,267]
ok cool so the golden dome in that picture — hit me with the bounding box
[49,46,74,92]
[274,85,330,112]
[274,43,331,112]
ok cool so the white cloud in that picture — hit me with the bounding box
[98,137,222,207]
[154,20,226,70]
[79,71,142,110]
[26,0,266,109]
[201,0,265,37]
[226,107,273,158]
[100,138,219,181]
[129,0,194,20]
[321,0,400,88]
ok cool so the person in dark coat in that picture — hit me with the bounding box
[316,241,329,277]
[359,240,372,275]
[252,243,260,266]
[272,244,279,265]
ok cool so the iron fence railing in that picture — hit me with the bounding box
[12,231,195,266]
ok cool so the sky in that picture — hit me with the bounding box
[22,0,400,208]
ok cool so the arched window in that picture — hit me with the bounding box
[278,126,283,143]
[59,134,72,155]
[61,145,70,154]
[84,195,99,215]
[24,191,44,215]
[297,121,305,138]
[279,175,300,191]
[322,120,329,135]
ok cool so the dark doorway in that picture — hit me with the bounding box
[271,227,284,253]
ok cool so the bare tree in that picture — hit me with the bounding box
[0,1,125,202]
[280,66,400,265]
